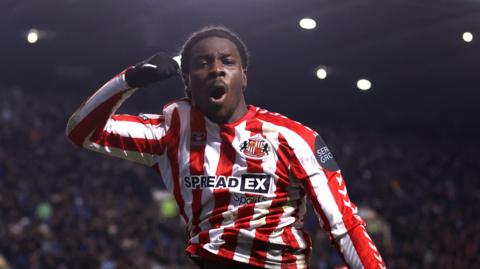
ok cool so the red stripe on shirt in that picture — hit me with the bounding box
[256,112,316,150]
[91,130,165,155]
[235,119,268,267]
[189,108,207,236]
[346,225,384,268]
[111,114,164,125]
[282,178,307,268]
[280,227,300,268]
[289,150,332,233]
[167,109,188,223]
[209,125,236,258]
[280,135,320,267]
[216,119,267,260]
[249,131,291,267]
[290,145,368,266]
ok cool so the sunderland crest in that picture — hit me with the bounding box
[238,134,270,159]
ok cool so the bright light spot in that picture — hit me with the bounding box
[299,18,316,30]
[357,79,371,91]
[27,29,39,43]
[173,55,182,66]
[463,32,473,43]
[316,68,327,79]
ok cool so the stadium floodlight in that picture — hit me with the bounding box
[462,32,473,43]
[357,79,371,91]
[316,67,327,80]
[299,18,316,30]
[27,29,39,44]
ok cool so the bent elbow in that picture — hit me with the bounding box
[65,115,85,147]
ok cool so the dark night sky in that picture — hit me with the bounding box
[1,0,479,135]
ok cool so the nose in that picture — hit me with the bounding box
[208,60,226,78]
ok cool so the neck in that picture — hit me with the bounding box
[225,98,248,123]
[202,98,248,125]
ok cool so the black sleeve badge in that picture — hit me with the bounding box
[314,135,340,172]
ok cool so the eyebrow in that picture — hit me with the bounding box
[193,53,233,60]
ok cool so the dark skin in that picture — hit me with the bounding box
[184,37,248,124]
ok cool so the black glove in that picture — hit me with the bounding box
[125,53,180,88]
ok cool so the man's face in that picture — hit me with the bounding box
[185,37,247,124]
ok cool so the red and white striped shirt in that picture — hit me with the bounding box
[66,71,386,269]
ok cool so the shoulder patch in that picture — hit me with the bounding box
[314,135,339,172]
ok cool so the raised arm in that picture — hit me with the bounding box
[66,53,180,166]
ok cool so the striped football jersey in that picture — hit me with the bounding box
[66,70,386,269]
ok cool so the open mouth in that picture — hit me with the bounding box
[209,84,227,103]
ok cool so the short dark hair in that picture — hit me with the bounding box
[179,26,250,75]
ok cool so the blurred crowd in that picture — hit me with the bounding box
[0,86,478,269]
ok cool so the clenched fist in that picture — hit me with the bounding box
[125,53,180,88]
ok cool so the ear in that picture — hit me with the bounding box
[182,73,189,88]
[242,68,248,90]
[182,73,192,98]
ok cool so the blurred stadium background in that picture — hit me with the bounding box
[1,0,479,268]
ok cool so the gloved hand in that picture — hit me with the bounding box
[125,53,180,88]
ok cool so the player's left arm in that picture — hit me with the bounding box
[289,130,386,269]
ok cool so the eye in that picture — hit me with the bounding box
[194,60,209,68]
[223,58,236,66]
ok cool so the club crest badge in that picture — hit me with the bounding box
[238,134,270,159]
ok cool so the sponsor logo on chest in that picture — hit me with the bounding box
[184,174,271,194]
